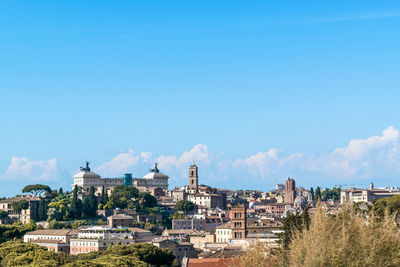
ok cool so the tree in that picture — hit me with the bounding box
[59,188,64,195]
[11,200,29,212]
[174,200,195,214]
[100,186,109,205]
[315,186,322,201]
[22,184,51,197]
[371,195,400,219]
[0,240,176,266]
[281,206,400,266]
[69,185,82,220]
[321,187,341,201]
[110,185,139,209]
[279,212,307,251]
[309,187,315,201]
[0,210,8,220]
[142,193,157,208]
[38,198,48,221]
[88,186,98,217]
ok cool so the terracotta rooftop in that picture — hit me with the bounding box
[163,229,194,235]
[216,222,232,230]
[25,229,77,236]
[0,196,41,203]
[108,214,134,219]
[188,258,238,267]
[129,227,152,233]
[30,239,67,244]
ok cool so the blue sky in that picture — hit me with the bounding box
[1,1,400,196]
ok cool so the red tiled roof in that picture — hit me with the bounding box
[188,258,239,267]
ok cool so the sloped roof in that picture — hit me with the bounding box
[25,229,76,236]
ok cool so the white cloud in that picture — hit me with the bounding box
[157,144,210,170]
[140,152,153,162]
[62,126,400,190]
[96,149,140,176]
[1,157,67,182]
[234,126,400,185]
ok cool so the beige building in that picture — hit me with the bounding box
[70,226,135,255]
[130,227,154,242]
[189,234,215,250]
[24,229,78,254]
[215,222,232,243]
[0,196,40,224]
[187,192,224,209]
[340,188,400,204]
[152,238,199,263]
[72,162,169,194]
[107,214,134,228]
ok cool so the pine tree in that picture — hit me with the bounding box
[59,187,63,195]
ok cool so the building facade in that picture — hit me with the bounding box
[230,204,247,239]
[172,217,224,232]
[72,162,169,193]
[340,188,400,204]
[70,226,135,255]
[188,163,199,192]
[187,193,224,209]
[216,222,232,243]
[24,229,77,254]
[107,214,134,228]
[284,178,296,204]
[152,238,199,264]
[0,196,40,224]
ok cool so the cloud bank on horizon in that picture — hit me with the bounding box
[1,126,400,194]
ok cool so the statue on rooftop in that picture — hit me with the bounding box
[80,161,91,172]
[149,162,160,173]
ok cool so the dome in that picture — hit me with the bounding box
[143,163,169,180]
[143,172,168,180]
[294,194,306,203]
[73,161,100,179]
[73,171,101,179]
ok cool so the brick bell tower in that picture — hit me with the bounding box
[188,162,198,192]
[231,204,247,239]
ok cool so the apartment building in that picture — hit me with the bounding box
[69,226,135,255]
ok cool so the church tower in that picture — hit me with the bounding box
[189,163,198,192]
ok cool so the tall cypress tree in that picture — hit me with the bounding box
[101,186,109,205]
[89,186,97,217]
[82,197,91,218]
[69,185,82,219]
[309,187,315,201]
[315,186,322,201]
[38,198,48,221]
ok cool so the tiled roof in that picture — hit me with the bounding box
[188,258,238,267]
[25,229,76,236]
[0,196,41,203]
[30,239,67,244]
[108,214,134,219]
[216,222,232,229]
[163,229,194,235]
[129,227,152,233]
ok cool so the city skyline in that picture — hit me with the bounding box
[2,125,400,196]
[1,1,400,196]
